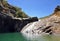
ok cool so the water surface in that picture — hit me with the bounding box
[0,33,60,41]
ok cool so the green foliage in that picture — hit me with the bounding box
[14,7,29,18]
[16,11,29,18]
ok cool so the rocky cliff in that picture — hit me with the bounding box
[0,0,38,33]
[21,6,60,35]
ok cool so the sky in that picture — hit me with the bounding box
[7,0,60,18]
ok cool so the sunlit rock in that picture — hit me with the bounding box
[21,6,60,36]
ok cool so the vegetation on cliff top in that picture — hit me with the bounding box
[0,0,29,18]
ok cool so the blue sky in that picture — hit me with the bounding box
[7,0,60,18]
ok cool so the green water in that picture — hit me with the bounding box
[0,33,60,41]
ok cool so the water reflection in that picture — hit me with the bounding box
[22,33,60,41]
[0,33,60,41]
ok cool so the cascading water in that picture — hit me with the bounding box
[21,19,50,39]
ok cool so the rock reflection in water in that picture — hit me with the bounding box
[22,33,60,41]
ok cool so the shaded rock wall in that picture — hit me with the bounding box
[0,13,38,33]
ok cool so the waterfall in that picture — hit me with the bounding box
[21,21,37,34]
[21,20,45,37]
[21,19,52,37]
[21,19,50,39]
